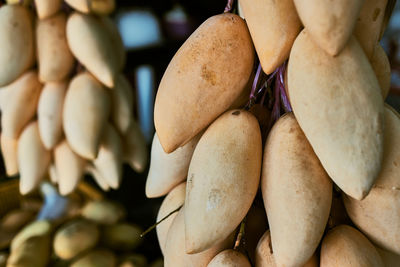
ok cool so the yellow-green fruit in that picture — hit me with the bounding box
[81,200,126,224]
[343,106,400,254]
[118,254,147,267]
[53,219,99,260]
[262,113,332,267]
[0,5,34,87]
[11,220,51,251]
[185,110,261,253]
[320,225,383,267]
[293,0,363,56]
[0,209,34,232]
[36,13,74,82]
[154,13,254,153]
[288,30,384,200]
[240,0,301,73]
[70,249,116,267]
[102,223,142,251]
[7,235,51,267]
[207,250,251,267]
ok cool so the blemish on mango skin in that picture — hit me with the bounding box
[232,110,240,116]
[201,65,217,86]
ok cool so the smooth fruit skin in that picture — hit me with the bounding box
[354,0,388,59]
[294,0,363,56]
[0,5,34,87]
[34,0,62,19]
[54,140,87,196]
[18,122,51,195]
[207,249,251,267]
[146,133,200,198]
[37,82,67,150]
[185,109,262,253]
[164,207,234,267]
[156,182,186,254]
[343,106,400,255]
[154,13,254,153]
[240,0,301,74]
[66,13,119,87]
[320,225,384,267]
[0,134,18,176]
[122,120,148,173]
[262,113,332,267]
[111,74,133,135]
[63,73,110,160]
[255,230,318,267]
[93,123,123,189]
[370,43,391,99]
[288,30,384,200]
[37,13,75,83]
[1,71,42,139]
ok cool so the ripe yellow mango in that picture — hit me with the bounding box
[54,140,86,196]
[164,207,234,267]
[146,133,200,198]
[122,120,148,173]
[111,75,133,135]
[154,13,254,153]
[240,0,301,73]
[370,43,391,99]
[1,71,42,139]
[0,5,34,87]
[343,106,400,254]
[207,250,251,267]
[156,182,186,254]
[294,0,363,56]
[18,122,51,195]
[0,134,18,176]
[11,220,52,251]
[262,114,332,267]
[63,73,110,159]
[93,124,123,189]
[34,0,62,19]
[320,225,383,267]
[185,110,261,253]
[288,30,384,200]
[7,235,51,267]
[255,230,318,267]
[37,13,74,83]
[354,0,388,58]
[37,82,67,150]
[66,13,119,87]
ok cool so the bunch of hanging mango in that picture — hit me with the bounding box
[0,0,148,196]
[145,0,400,266]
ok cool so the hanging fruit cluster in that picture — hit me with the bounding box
[146,0,398,266]
[0,0,148,195]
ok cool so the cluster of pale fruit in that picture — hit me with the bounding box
[0,0,148,196]
[145,0,399,266]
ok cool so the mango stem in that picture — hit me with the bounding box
[140,204,183,238]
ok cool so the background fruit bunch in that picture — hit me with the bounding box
[0,0,147,196]
[145,0,400,266]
